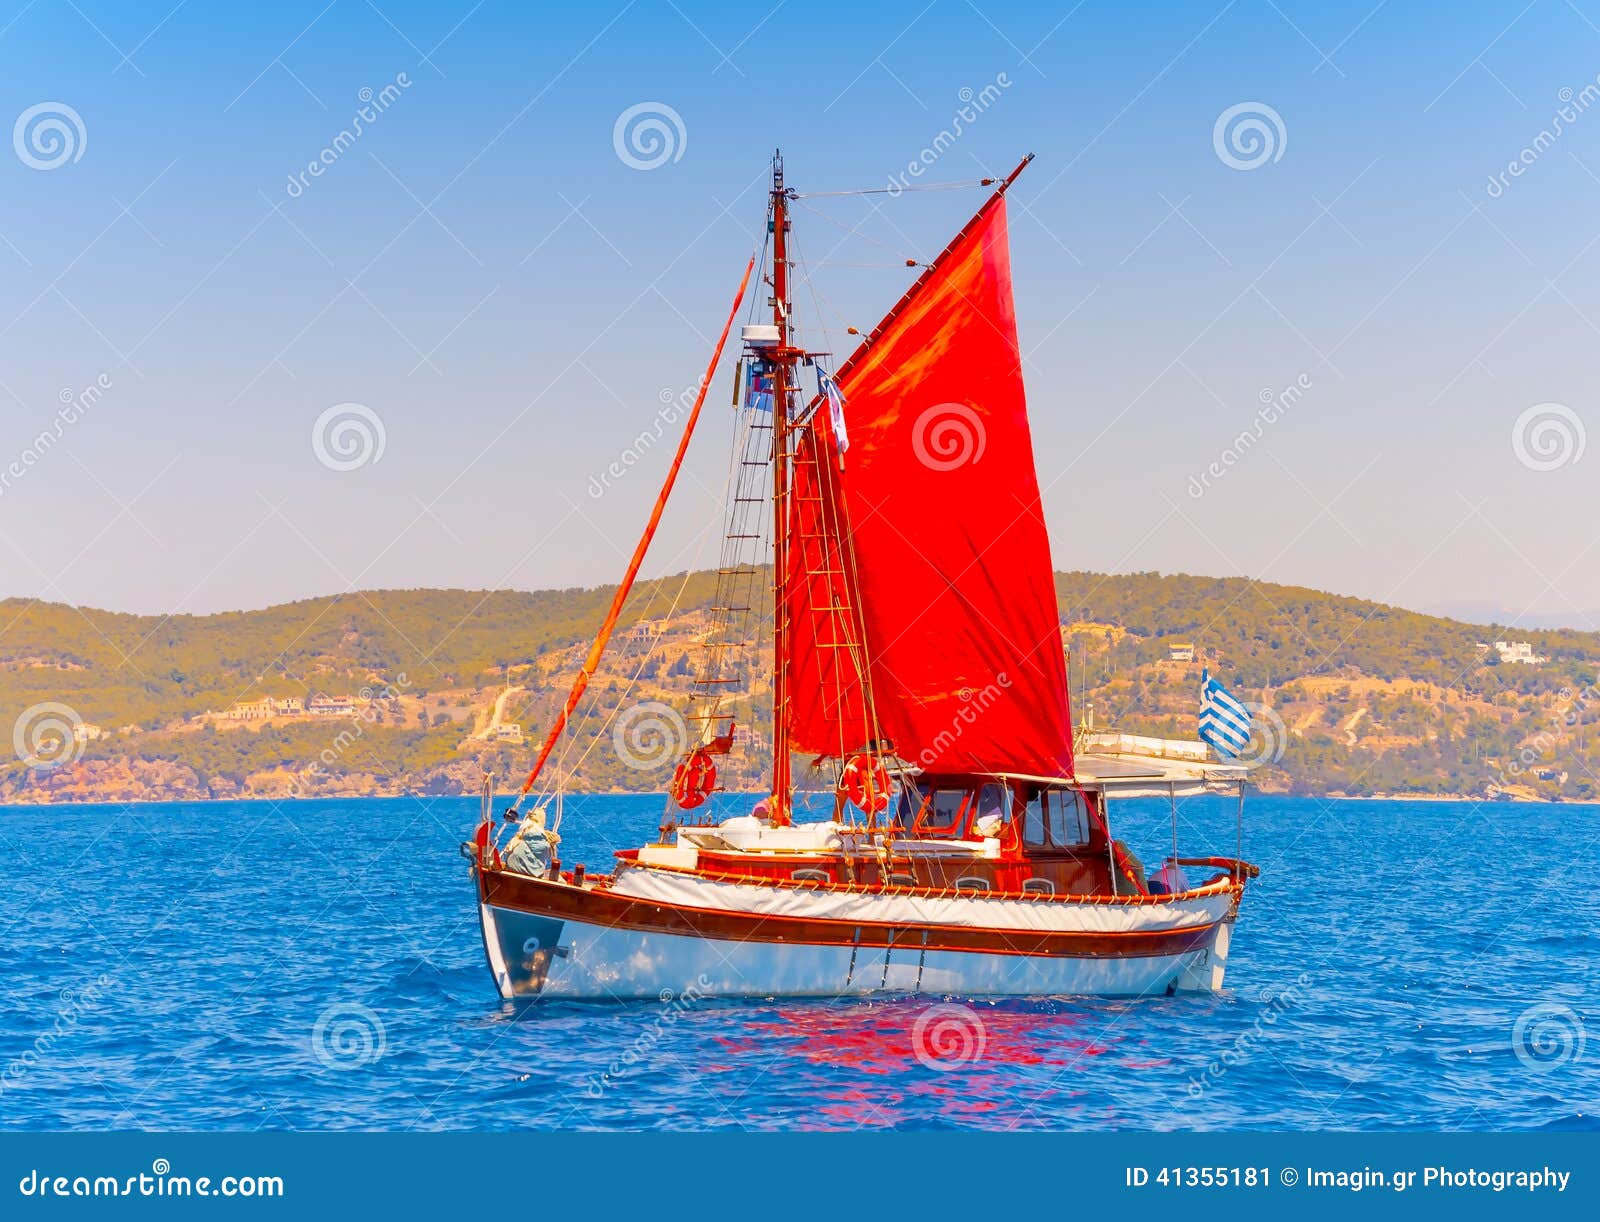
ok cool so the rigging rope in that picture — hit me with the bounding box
[511,250,758,807]
[792,178,997,198]
[791,198,927,270]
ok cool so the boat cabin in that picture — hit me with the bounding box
[624,735,1248,900]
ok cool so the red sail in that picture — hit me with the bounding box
[786,196,1073,777]
[784,416,875,760]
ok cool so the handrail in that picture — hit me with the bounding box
[613,856,1244,908]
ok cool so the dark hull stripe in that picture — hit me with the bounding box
[480,868,1229,961]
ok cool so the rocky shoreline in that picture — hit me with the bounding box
[0,758,1580,807]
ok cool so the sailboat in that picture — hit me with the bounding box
[466,152,1257,1001]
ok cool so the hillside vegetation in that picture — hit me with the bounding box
[2,570,1595,804]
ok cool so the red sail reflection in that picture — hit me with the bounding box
[706,1000,1165,1129]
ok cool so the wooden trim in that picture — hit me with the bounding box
[480,867,1225,961]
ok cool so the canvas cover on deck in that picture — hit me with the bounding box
[783,197,1074,778]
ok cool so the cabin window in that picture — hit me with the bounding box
[1023,794,1047,845]
[1043,789,1091,847]
[891,781,922,828]
[973,784,1007,823]
[915,788,969,836]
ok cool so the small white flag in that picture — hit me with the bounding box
[818,368,849,453]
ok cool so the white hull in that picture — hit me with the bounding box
[477,884,1236,1002]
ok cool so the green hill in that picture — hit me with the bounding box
[2,570,1594,803]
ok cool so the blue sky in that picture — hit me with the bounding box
[3,1,1599,626]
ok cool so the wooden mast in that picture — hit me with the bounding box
[769,150,794,825]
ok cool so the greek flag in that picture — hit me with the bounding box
[744,365,774,412]
[1198,669,1252,758]
[818,368,849,453]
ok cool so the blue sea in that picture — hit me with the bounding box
[0,794,1594,1131]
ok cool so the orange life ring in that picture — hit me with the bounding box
[671,748,717,810]
[841,753,890,813]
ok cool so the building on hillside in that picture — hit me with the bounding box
[731,724,768,751]
[222,698,276,721]
[493,723,525,744]
[72,722,103,744]
[1167,641,1196,663]
[1492,640,1547,665]
[221,696,304,721]
[307,695,356,716]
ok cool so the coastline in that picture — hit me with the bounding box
[3,787,1594,809]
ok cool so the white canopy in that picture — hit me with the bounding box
[1071,731,1248,798]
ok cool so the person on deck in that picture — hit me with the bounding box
[502,807,560,878]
